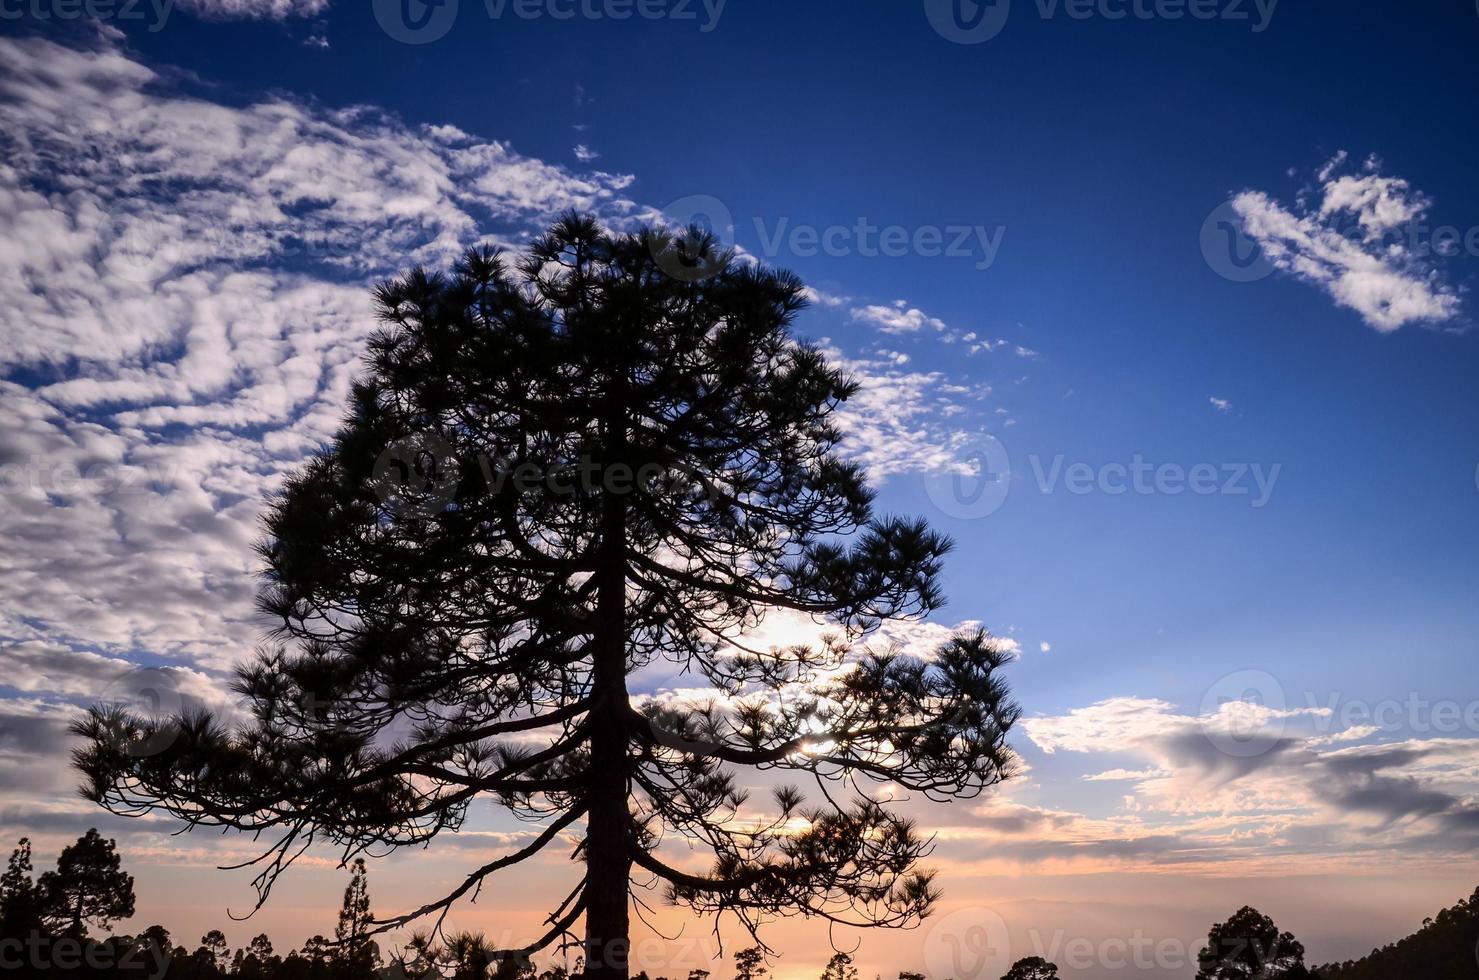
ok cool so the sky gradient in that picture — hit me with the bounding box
[2,2,1478,977]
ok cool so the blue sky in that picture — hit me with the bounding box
[2,2,1479,976]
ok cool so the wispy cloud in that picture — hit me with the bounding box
[851,302,948,335]
[999,695,1479,872]
[175,0,330,18]
[1231,154,1461,331]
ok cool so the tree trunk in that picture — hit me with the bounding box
[585,397,631,980]
[585,686,631,980]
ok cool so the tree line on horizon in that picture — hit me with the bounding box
[7,832,1475,979]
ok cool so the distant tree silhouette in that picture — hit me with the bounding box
[37,828,135,938]
[819,951,858,980]
[733,945,768,980]
[897,971,925,980]
[388,929,538,980]
[1197,906,1308,979]
[237,932,279,979]
[333,858,380,978]
[201,929,232,972]
[75,213,1018,979]
[1001,956,1058,980]
[139,922,172,955]
[491,951,540,980]
[0,837,43,942]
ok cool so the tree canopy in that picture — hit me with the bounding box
[36,829,135,938]
[1197,906,1309,979]
[1001,956,1058,980]
[74,214,1019,978]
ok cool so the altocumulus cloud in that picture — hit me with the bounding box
[0,32,644,672]
[0,33,1002,843]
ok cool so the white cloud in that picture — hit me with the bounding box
[174,0,331,18]
[1231,155,1460,331]
[1209,396,1232,414]
[573,143,600,162]
[1082,767,1169,782]
[1318,170,1427,240]
[825,347,993,480]
[0,33,644,685]
[847,301,1037,366]
[850,301,948,335]
[1015,694,1479,869]
[801,286,849,308]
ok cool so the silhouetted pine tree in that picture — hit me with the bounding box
[36,829,135,938]
[0,838,43,942]
[733,945,768,980]
[1197,906,1308,979]
[74,214,1018,979]
[333,858,379,979]
[819,951,858,980]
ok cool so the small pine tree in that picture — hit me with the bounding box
[0,838,42,940]
[734,945,768,980]
[301,934,335,965]
[200,929,231,971]
[820,952,859,980]
[334,858,381,978]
